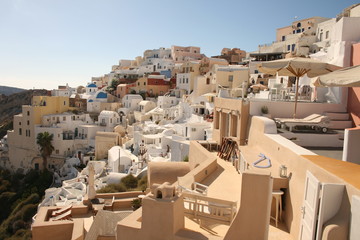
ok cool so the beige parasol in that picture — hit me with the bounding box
[258,57,341,118]
[313,65,360,87]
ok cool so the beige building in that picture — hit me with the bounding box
[171,45,202,63]
[176,61,201,95]
[214,65,250,98]
[199,57,228,74]
[95,132,120,160]
[213,97,250,145]
[7,96,70,171]
[253,16,330,58]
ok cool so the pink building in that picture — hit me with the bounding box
[171,45,203,62]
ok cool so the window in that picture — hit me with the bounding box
[297,22,301,28]
[291,44,295,52]
[319,33,323,41]
[186,78,188,84]
[206,78,210,85]
[56,150,59,154]
[326,31,329,39]
[302,28,304,32]
[64,101,66,105]
[281,36,285,41]
[287,45,291,51]
[138,82,140,86]
[27,120,29,125]
[63,116,66,121]
[144,82,146,85]
[19,121,21,126]
[228,75,233,82]
[27,111,30,116]
[191,128,196,132]
[19,128,22,135]
[293,30,295,34]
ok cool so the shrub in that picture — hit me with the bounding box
[137,175,147,192]
[183,156,189,162]
[121,174,138,189]
[97,183,126,193]
[131,198,142,210]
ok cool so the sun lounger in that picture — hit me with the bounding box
[50,209,72,221]
[274,114,331,133]
[51,204,72,217]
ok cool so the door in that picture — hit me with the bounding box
[299,171,321,240]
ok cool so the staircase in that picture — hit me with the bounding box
[325,112,353,130]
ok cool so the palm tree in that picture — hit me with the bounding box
[36,132,54,170]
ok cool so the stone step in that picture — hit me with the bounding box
[325,112,350,121]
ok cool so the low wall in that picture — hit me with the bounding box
[32,222,74,240]
[95,191,143,199]
[177,141,218,189]
[188,141,216,170]
[249,100,347,118]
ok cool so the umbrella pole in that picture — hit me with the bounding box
[293,76,299,118]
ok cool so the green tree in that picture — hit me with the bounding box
[107,79,120,93]
[36,132,54,170]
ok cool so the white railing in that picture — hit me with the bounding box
[178,182,208,196]
[182,192,237,226]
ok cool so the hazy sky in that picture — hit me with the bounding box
[0,0,358,90]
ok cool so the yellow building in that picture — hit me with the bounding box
[7,96,70,171]
[130,77,147,94]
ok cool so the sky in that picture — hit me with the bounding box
[0,0,359,90]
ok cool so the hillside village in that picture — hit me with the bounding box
[1,3,360,240]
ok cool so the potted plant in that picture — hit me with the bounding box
[261,106,271,118]
[131,198,142,211]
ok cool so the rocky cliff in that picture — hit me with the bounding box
[0,86,25,96]
[0,89,49,138]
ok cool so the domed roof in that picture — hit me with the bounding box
[88,99,94,102]
[96,92,108,99]
[87,83,97,88]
